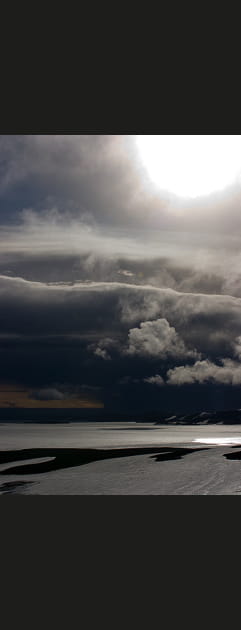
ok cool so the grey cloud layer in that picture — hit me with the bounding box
[2,215,241,301]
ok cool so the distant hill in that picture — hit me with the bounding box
[155,409,241,425]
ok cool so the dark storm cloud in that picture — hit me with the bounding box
[1,273,240,346]
[1,274,241,393]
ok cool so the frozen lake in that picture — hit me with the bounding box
[1,422,241,494]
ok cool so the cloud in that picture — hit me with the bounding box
[94,347,111,361]
[3,207,241,308]
[0,136,148,228]
[143,374,165,386]
[166,359,241,386]
[125,318,199,360]
[233,336,241,360]
[30,388,65,400]
[89,337,120,361]
[2,135,241,244]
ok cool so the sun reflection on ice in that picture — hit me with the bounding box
[193,437,241,446]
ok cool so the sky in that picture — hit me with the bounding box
[1,134,241,414]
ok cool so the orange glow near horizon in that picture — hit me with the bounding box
[0,384,103,408]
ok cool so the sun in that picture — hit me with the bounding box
[135,135,241,199]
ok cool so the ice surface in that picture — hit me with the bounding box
[1,422,241,494]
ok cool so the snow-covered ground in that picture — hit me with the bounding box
[1,422,241,494]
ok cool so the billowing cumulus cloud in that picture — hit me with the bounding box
[125,318,199,360]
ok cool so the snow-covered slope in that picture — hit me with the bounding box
[155,409,241,425]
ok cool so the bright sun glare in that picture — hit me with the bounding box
[135,135,241,199]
